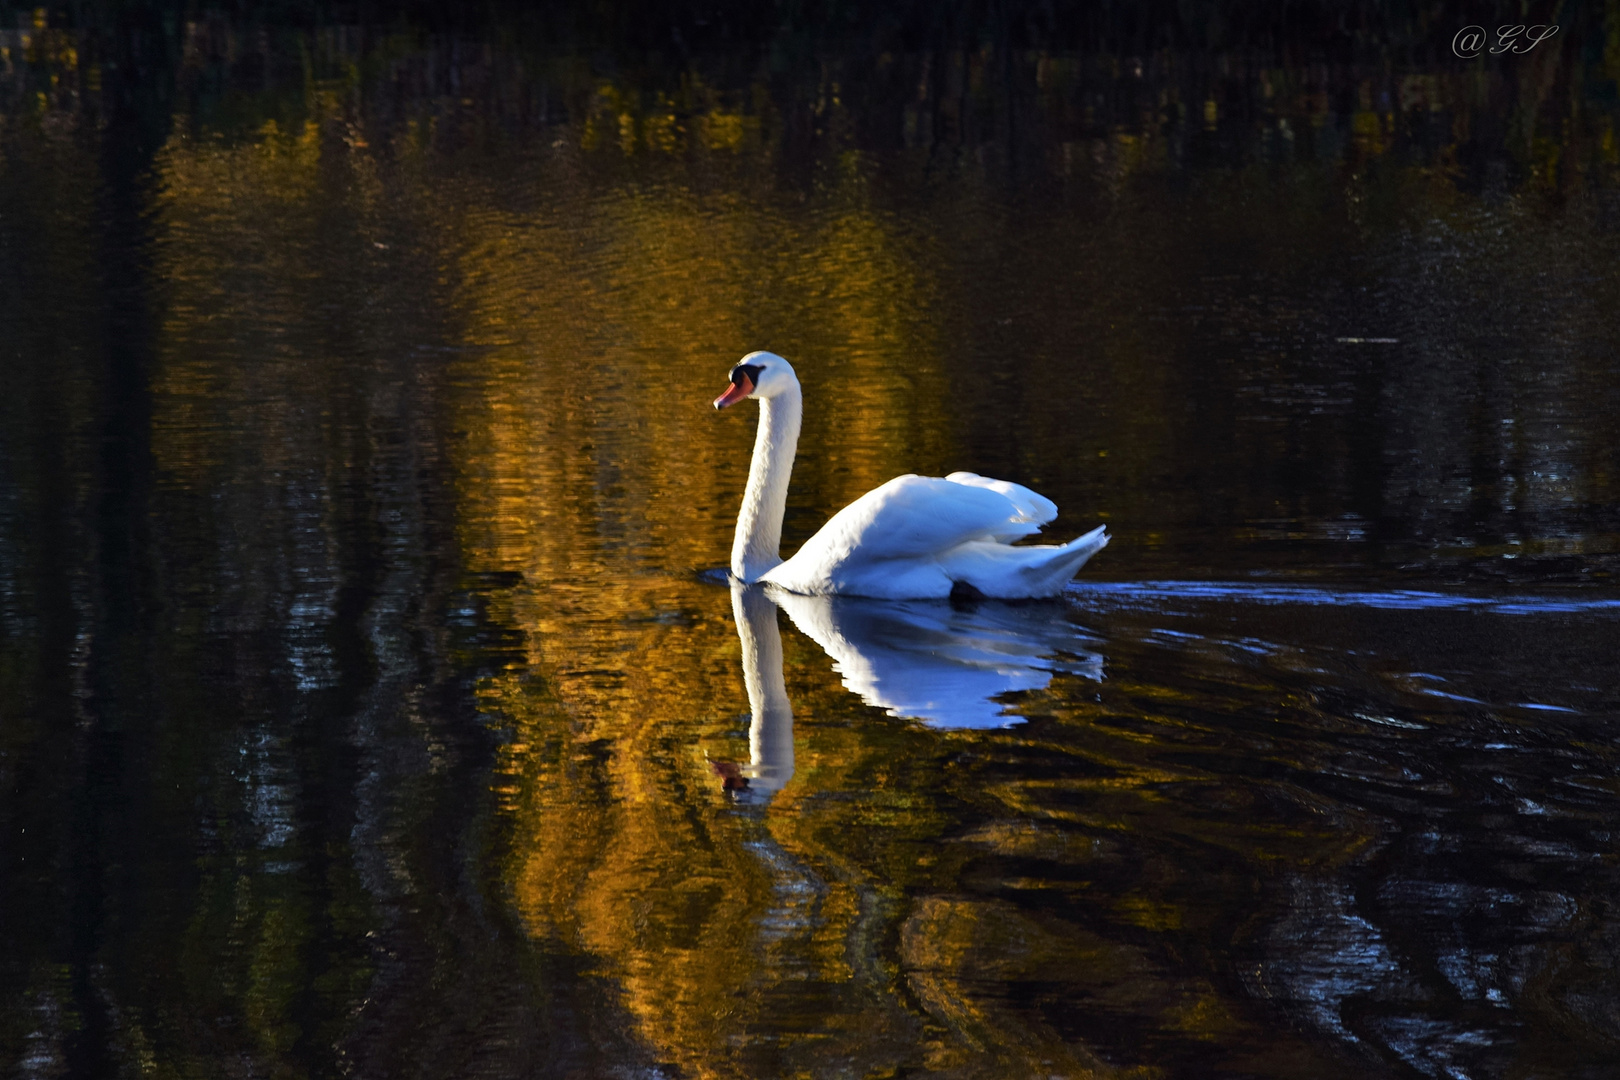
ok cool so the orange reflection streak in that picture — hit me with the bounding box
[444,168,962,1074]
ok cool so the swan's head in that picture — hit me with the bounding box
[713,351,798,409]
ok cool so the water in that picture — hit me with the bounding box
[2,7,1619,1078]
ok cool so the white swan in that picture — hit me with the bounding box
[713,351,1109,599]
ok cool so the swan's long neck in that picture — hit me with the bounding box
[732,385,802,582]
[732,583,794,797]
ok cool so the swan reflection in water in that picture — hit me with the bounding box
[768,587,1104,730]
[716,582,1105,796]
[713,583,797,799]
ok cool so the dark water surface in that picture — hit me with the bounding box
[3,7,1620,1078]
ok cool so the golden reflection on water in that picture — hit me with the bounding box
[142,104,1019,1071]
[117,53,1620,1073]
[435,182,1368,1072]
[444,176,963,1075]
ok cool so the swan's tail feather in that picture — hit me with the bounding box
[1015,525,1109,595]
[940,525,1110,599]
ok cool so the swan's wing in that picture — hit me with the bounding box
[764,474,1051,596]
[944,472,1057,534]
[815,474,1048,557]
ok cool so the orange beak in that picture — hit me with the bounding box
[713,373,754,409]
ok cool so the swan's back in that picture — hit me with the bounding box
[761,473,1074,598]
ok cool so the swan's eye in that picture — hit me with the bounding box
[715,362,767,409]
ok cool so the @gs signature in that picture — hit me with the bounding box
[1453,24,1559,57]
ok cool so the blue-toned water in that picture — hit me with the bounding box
[1070,580,1620,615]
